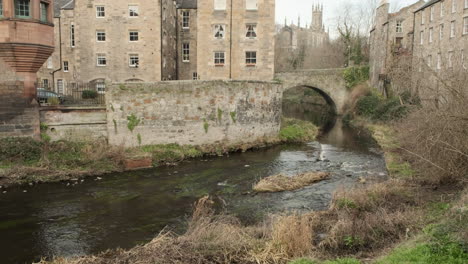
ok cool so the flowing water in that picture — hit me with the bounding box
[0,102,387,264]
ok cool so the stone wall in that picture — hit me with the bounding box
[39,106,107,141]
[106,80,282,148]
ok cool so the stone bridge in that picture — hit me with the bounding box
[275,68,348,115]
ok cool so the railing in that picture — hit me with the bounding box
[36,82,106,106]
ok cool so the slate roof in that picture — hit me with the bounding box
[414,0,441,13]
[54,0,75,17]
[176,0,197,9]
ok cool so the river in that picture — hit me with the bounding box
[0,101,387,264]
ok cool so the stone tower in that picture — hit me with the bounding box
[311,3,323,31]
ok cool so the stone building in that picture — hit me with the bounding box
[412,0,468,105]
[37,0,275,93]
[369,0,425,90]
[0,0,55,138]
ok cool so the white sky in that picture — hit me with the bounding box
[276,0,421,36]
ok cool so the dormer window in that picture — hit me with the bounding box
[15,0,31,19]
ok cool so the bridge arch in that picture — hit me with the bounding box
[283,85,338,115]
[275,68,349,115]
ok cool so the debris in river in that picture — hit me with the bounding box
[253,172,330,193]
[358,177,367,184]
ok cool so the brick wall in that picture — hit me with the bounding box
[106,80,282,148]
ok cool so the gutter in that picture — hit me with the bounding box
[51,17,62,92]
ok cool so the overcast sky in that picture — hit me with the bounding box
[276,0,421,36]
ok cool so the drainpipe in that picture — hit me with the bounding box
[160,0,164,80]
[229,0,233,79]
[175,8,179,80]
[51,17,63,92]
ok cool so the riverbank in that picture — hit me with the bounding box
[36,105,467,264]
[0,118,319,188]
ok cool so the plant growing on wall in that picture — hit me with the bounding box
[217,108,223,122]
[127,114,140,132]
[203,119,209,134]
[137,133,142,145]
[230,112,237,123]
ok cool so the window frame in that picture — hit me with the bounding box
[129,54,139,68]
[430,6,434,21]
[245,51,257,66]
[40,1,48,22]
[441,1,445,17]
[96,30,106,42]
[452,0,456,13]
[182,43,190,62]
[129,5,139,17]
[450,20,456,38]
[396,20,403,33]
[63,61,69,72]
[96,5,105,18]
[129,31,139,42]
[246,0,258,10]
[463,17,468,35]
[429,27,434,43]
[214,51,225,66]
[182,11,190,29]
[97,53,107,67]
[214,24,225,39]
[448,51,454,68]
[192,72,198,80]
[15,0,31,19]
[420,30,424,45]
[0,0,3,18]
[214,0,226,10]
[246,24,257,39]
[70,24,75,48]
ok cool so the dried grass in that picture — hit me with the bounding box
[253,172,330,193]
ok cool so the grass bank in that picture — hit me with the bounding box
[279,118,319,143]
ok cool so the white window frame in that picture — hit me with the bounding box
[96,81,106,94]
[57,79,64,94]
[96,30,106,42]
[182,43,190,62]
[192,72,198,80]
[396,20,403,33]
[246,24,257,39]
[437,53,441,70]
[70,24,75,48]
[430,6,434,21]
[214,24,225,39]
[63,61,69,72]
[464,17,468,35]
[441,1,445,17]
[245,51,257,66]
[246,0,258,10]
[97,53,107,66]
[448,51,454,68]
[129,31,139,42]
[182,11,190,29]
[452,0,457,13]
[96,5,105,18]
[420,31,424,45]
[214,51,225,66]
[427,55,432,67]
[462,49,466,69]
[421,10,425,24]
[47,57,53,69]
[129,54,139,68]
[440,24,444,39]
[214,0,226,10]
[465,0,468,8]
[129,5,139,17]
[450,20,456,38]
[429,27,433,43]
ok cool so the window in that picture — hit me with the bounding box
[182,43,190,62]
[57,79,64,94]
[47,57,53,69]
[214,24,225,39]
[437,53,441,70]
[182,11,190,28]
[129,31,139,41]
[462,49,466,69]
[246,51,257,65]
[396,20,403,33]
[429,27,433,43]
[40,2,48,22]
[246,0,258,10]
[440,24,444,39]
[452,0,456,13]
[96,81,106,94]
[129,54,139,67]
[448,51,454,68]
[430,6,434,21]
[70,24,75,47]
[465,0,468,8]
[96,6,105,17]
[420,31,424,45]
[246,24,257,39]
[129,5,139,17]
[421,10,425,24]
[43,79,49,89]
[464,17,468,35]
[63,61,69,72]
[192,72,198,80]
[451,21,455,37]
[441,1,445,16]
[214,0,226,10]
[214,52,225,66]
[427,55,432,67]
[97,54,107,66]
[96,31,106,42]
[0,0,3,17]
[15,0,31,18]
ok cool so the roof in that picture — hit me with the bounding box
[414,0,441,13]
[176,0,197,9]
[54,0,75,17]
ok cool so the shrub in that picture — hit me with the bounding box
[356,94,381,117]
[372,98,409,121]
[343,66,370,89]
[0,137,43,164]
[48,97,60,105]
[82,90,98,99]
